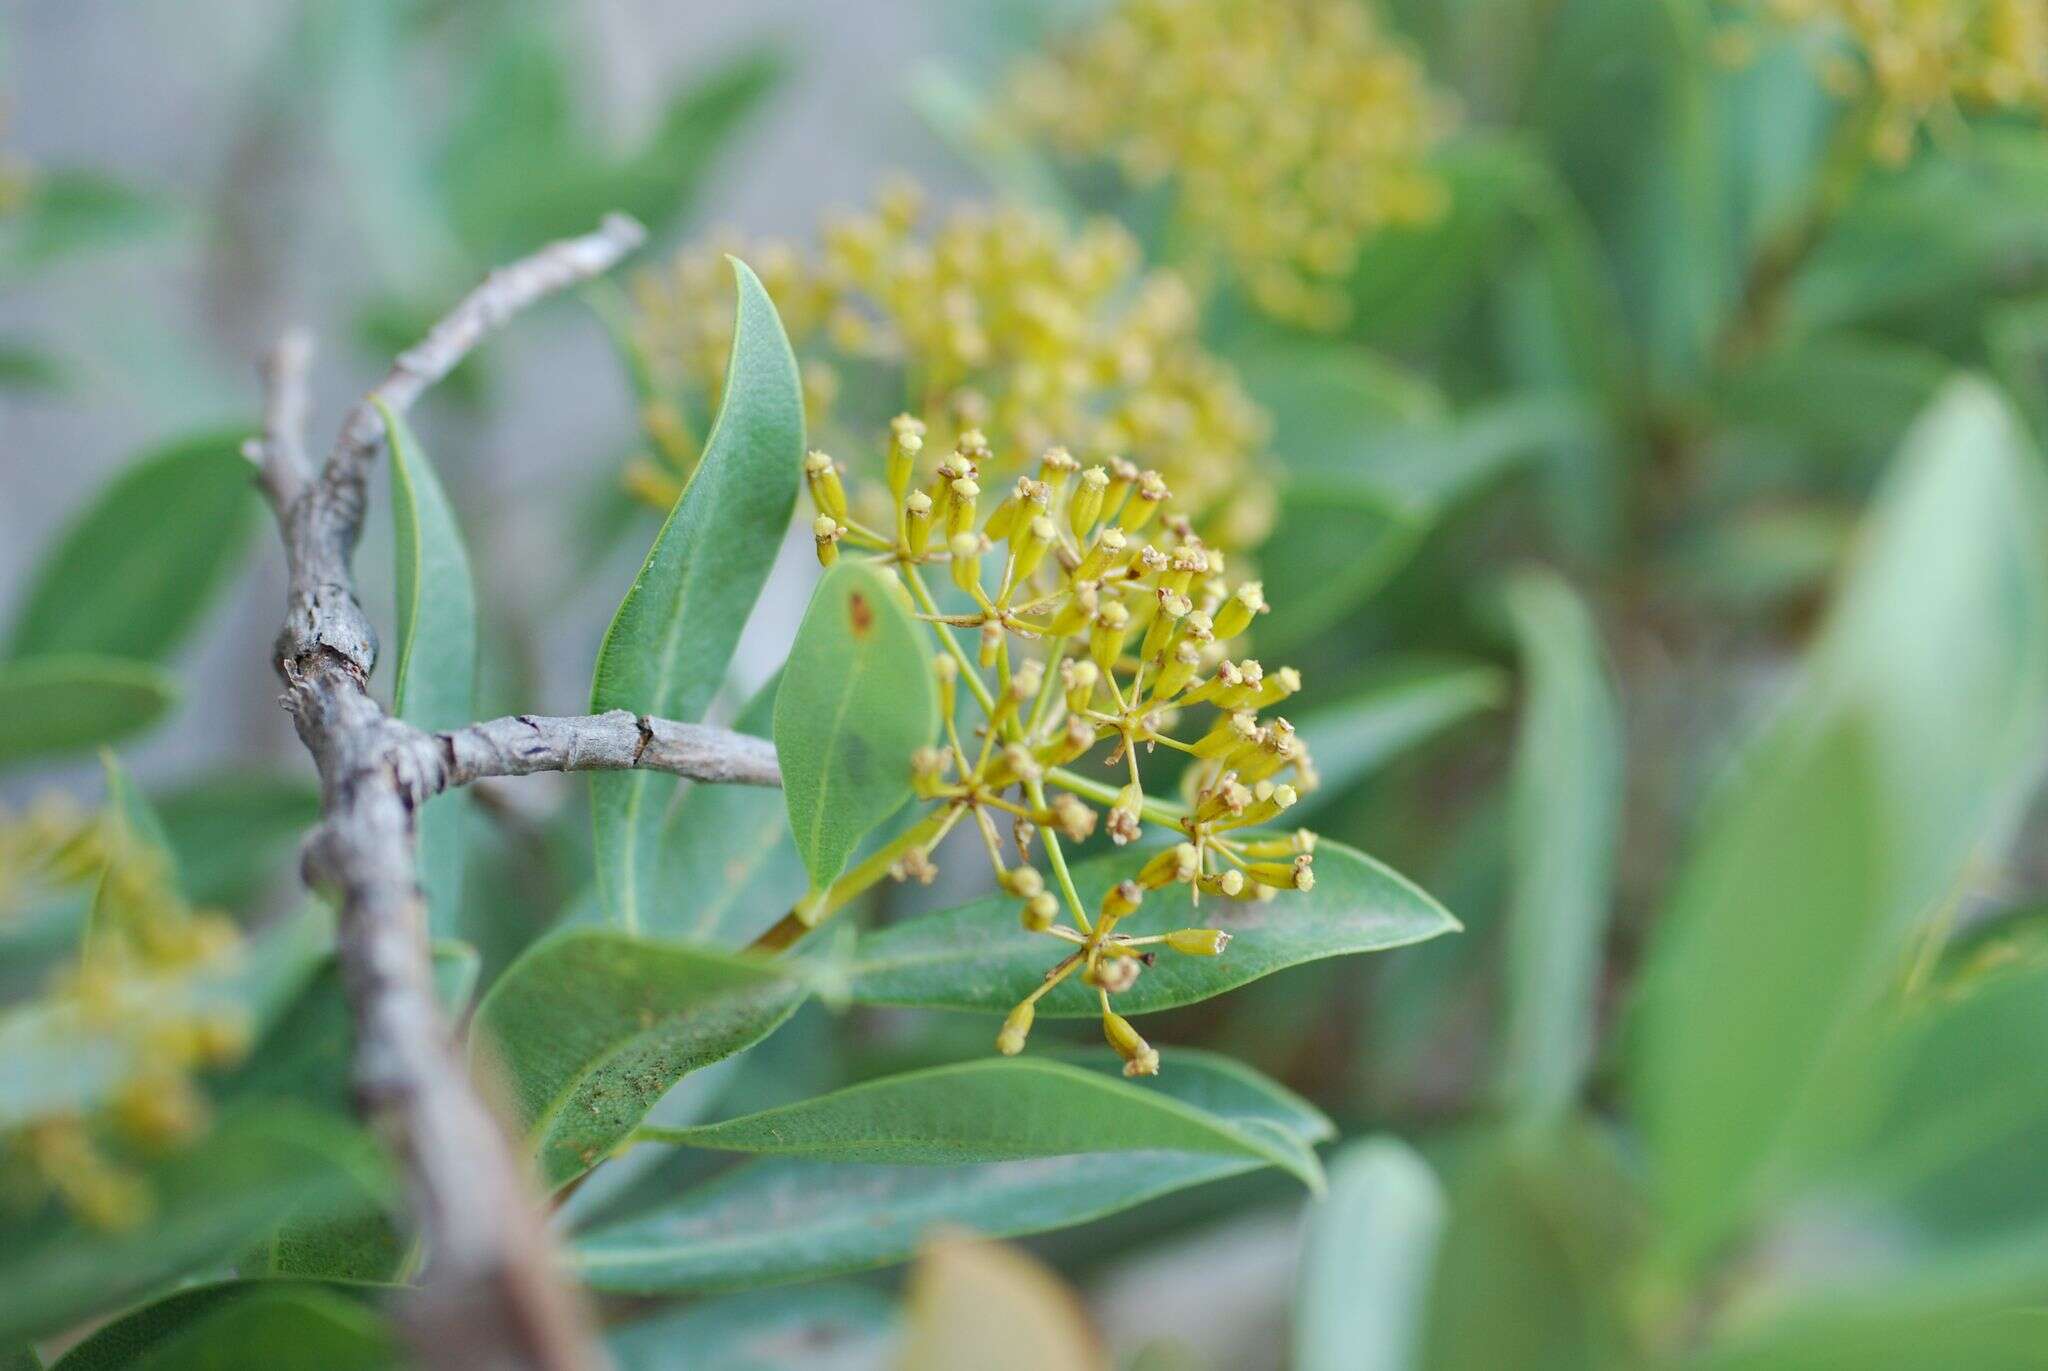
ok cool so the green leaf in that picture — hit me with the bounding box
[608,1285,898,1371]
[569,1050,1332,1293]
[379,400,477,938]
[0,655,177,770]
[1637,379,2048,1264]
[1,169,173,273]
[5,429,258,665]
[1258,394,1581,650]
[50,1283,394,1371]
[651,673,802,945]
[1498,571,1621,1127]
[1691,1265,2048,1371]
[591,258,803,931]
[470,929,804,1189]
[842,838,1455,1018]
[642,1056,1322,1189]
[1418,1126,1643,1371]
[155,773,321,911]
[0,1107,382,1348]
[773,561,940,896]
[1294,1138,1445,1371]
[1288,656,1507,820]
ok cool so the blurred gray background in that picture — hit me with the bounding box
[1,0,972,791]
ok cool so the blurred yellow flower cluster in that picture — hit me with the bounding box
[626,182,1273,545]
[1009,0,1453,329]
[801,419,1318,1074]
[2,794,249,1230]
[1754,0,2048,160]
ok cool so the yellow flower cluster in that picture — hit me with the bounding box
[1009,0,1453,329]
[1751,0,2048,160]
[1,795,249,1230]
[801,420,1319,1075]
[626,182,1273,546]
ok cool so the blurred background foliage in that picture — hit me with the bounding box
[6,0,2048,1366]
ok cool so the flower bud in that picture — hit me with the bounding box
[1138,842,1201,890]
[997,1001,1035,1056]
[1069,466,1110,536]
[1087,954,1142,993]
[1089,600,1131,674]
[1103,1010,1160,1077]
[803,450,847,521]
[1063,658,1099,714]
[1100,877,1144,925]
[887,414,925,495]
[1107,784,1144,846]
[1020,891,1059,932]
[948,477,981,539]
[1166,928,1232,956]
[1011,515,1058,583]
[1212,581,1267,640]
[812,514,844,567]
[949,532,983,593]
[1117,470,1169,532]
[904,490,934,556]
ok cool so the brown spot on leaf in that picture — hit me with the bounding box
[848,590,874,635]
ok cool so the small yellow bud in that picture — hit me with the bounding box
[1086,955,1142,993]
[1011,515,1058,583]
[1107,784,1144,846]
[1089,600,1131,674]
[1138,842,1201,890]
[905,490,934,556]
[1200,868,1247,898]
[1100,877,1144,925]
[1103,1009,1160,1077]
[1001,864,1046,899]
[803,450,847,521]
[1021,891,1060,931]
[1049,792,1098,842]
[1213,581,1267,640]
[950,532,983,593]
[948,477,981,538]
[997,1001,1035,1055]
[812,514,844,567]
[1069,466,1110,536]
[932,652,958,715]
[1117,470,1170,532]
[1075,527,1127,582]
[1063,658,1099,714]
[1165,928,1232,956]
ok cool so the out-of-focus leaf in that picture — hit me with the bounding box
[900,1235,1104,1371]
[1259,394,1583,649]
[1716,334,1951,467]
[379,401,476,938]
[50,1282,393,1371]
[652,674,800,946]
[5,429,257,664]
[1658,503,1853,610]
[1693,1277,2048,1371]
[643,1056,1322,1189]
[591,259,802,931]
[1224,331,1447,466]
[1420,1126,1643,1371]
[569,1051,1332,1293]
[0,341,68,392]
[1288,656,1507,820]
[154,773,321,911]
[1498,571,1621,1126]
[0,170,172,272]
[221,942,473,1284]
[841,839,1454,1017]
[773,562,939,896]
[607,1284,898,1371]
[1638,379,2048,1263]
[1989,294,2048,439]
[909,64,1078,220]
[1294,1138,1445,1371]
[470,929,804,1189]
[0,1107,382,1348]
[87,751,179,952]
[0,656,176,769]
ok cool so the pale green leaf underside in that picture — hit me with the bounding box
[643,1055,1322,1188]
[590,257,804,931]
[569,1051,1332,1293]
[839,838,1456,1018]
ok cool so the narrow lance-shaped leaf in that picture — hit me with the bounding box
[590,258,803,931]
[5,429,258,665]
[470,929,805,1190]
[1498,571,1621,1126]
[839,838,1455,1018]
[569,1051,1333,1294]
[377,401,477,938]
[1294,1138,1446,1371]
[774,561,940,899]
[0,655,177,769]
[641,1056,1322,1189]
[650,671,801,945]
[49,1282,395,1371]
